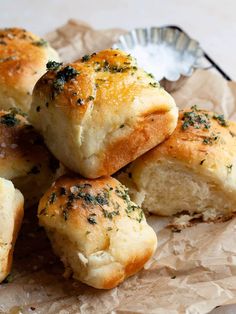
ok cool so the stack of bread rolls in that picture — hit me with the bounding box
[0,28,60,282]
[1,27,235,290]
[30,49,177,288]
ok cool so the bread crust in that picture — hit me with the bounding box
[38,175,157,289]
[0,110,59,206]
[99,110,177,178]
[0,179,24,282]
[133,109,236,181]
[118,108,236,219]
[0,28,59,112]
[30,49,178,178]
[3,189,24,280]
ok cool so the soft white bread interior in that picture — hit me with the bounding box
[38,175,157,289]
[29,49,178,178]
[0,177,24,283]
[0,28,59,112]
[118,107,236,222]
[0,109,60,207]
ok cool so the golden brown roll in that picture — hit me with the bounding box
[38,175,157,289]
[0,27,59,112]
[118,107,236,222]
[29,49,178,178]
[0,109,60,207]
[0,177,24,283]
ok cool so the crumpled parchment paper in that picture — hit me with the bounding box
[1,20,236,314]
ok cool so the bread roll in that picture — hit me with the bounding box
[0,27,59,112]
[0,177,24,283]
[38,175,157,289]
[29,49,178,178]
[0,109,60,207]
[118,107,236,222]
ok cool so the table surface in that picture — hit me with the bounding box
[1,1,236,313]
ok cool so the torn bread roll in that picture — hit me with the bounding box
[0,177,24,283]
[29,49,178,178]
[118,107,236,222]
[0,109,60,207]
[38,176,157,289]
[0,27,59,112]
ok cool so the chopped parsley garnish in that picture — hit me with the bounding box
[49,192,57,204]
[60,187,67,196]
[28,165,40,175]
[66,193,75,209]
[137,210,144,223]
[87,95,94,101]
[58,66,79,82]
[149,82,159,88]
[64,183,110,208]
[102,209,119,219]
[8,107,27,117]
[46,61,63,71]
[83,193,95,204]
[52,66,80,95]
[229,130,236,137]
[115,186,130,203]
[63,210,68,221]
[32,38,48,47]
[191,105,200,111]
[95,194,109,206]
[93,60,137,74]
[226,164,233,173]
[147,73,155,79]
[202,133,219,145]
[53,78,64,92]
[200,159,206,165]
[60,183,143,224]
[81,54,91,62]
[115,185,144,222]
[202,138,210,145]
[0,112,20,127]
[77,98,84,105]
[87,216,97,224]
[182,107,211,130]
[213,114,228,127]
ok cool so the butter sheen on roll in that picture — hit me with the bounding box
[38,175,157,289]
[0,109,60,207]
[118,107,236,222]
[29,49,178,178]
[0,28,59,112]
